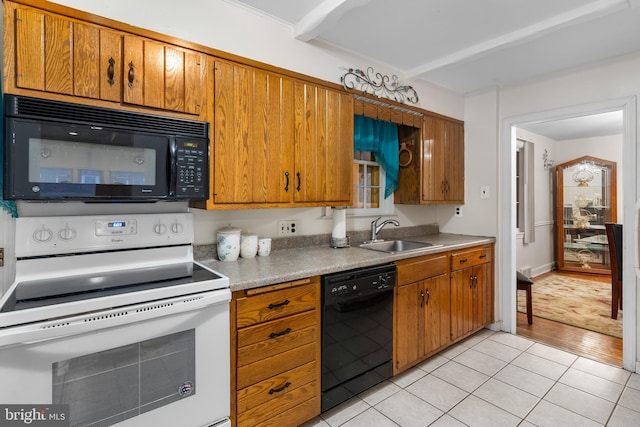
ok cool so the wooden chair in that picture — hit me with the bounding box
[517,271,534,324]
[605,223,623,319]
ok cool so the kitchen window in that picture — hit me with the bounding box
[351,151,394,215]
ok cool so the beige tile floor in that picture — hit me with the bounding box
[303,330,640,427]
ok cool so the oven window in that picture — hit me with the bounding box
[52,329,195,427]
[29,139,157,185]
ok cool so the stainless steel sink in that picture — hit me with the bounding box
[359,240,442,254]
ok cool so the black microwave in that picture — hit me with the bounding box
[3,95,209,201]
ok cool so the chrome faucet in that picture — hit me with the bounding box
[368,217,400,242]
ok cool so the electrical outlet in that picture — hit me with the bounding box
[278,220,297,235]
[454,206,463,217]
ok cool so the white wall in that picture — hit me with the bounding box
[514,128,556,278]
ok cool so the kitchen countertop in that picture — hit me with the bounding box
[199,233,495,292]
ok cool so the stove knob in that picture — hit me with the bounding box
[154,223,167,235]
[33,227,53,243]
[58,226,77,241]
[171,222,184,234]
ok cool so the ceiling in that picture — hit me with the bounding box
[226,0,636,139]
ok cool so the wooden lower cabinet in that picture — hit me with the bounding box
[394,253,450,374]
[394,244,494,374]
[231,277,321,427]
[450,245,494,341]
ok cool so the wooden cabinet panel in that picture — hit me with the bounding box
[451,245,493,341]
[236,361,316,413]
[395,282,422,372]
[395,114,464,205]
[451,246,492,270]
[213,61,294,204]
[394,253,451,374]
[237,312,317,366]
[43,13,72,95]
[12,5,123,102]
[422,116,464,203]
[236,281,318,328]
[294,82,353,204]
[14,7,45,91]
[423,274,451,355]
[396,253,449,286]
[237,342,316,389]
[122,36,203,113]
[232,278,321,426]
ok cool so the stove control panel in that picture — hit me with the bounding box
[15,213,194,257]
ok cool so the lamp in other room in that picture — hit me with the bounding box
[543,149,554,169]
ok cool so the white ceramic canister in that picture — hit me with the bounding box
[217,225,241,261]
[258,238,272,256]
[240,234,258,258]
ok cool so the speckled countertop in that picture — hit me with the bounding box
[197,230,495,292]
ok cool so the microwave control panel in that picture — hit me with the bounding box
[175,139,208,198]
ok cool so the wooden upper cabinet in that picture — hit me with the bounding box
[395,114,464,205]
[212,60,294,205]
[123,36,203,114]
[293,82,353,204]
[422,116,464,203]
[12,5,122,101]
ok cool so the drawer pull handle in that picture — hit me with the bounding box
[268,299,290,310]
[269,382,291,395]
[479,254,487,259]
[459,258,468,263]
[269,328,292,339]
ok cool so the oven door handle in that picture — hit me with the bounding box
[0,289,230,348]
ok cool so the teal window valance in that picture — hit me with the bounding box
[353,115,399,198]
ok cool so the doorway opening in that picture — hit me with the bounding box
[499,97,637,371]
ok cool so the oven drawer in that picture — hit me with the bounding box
[451,245,492,270]
[395,253,449,286]
[236,279,319,328]
[237,361,317,414]
[237,311,317,366]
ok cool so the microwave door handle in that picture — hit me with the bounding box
[169,136,177,197]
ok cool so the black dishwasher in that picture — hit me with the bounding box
[321,263,396,412]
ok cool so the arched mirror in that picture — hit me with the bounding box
[556,155,617,274]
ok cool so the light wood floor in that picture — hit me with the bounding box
[516,271,623,367]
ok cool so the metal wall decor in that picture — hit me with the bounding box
[341,66,419,104]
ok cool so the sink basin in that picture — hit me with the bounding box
[359,240,442,254]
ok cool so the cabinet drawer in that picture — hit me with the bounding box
[237,361,317,414]
[238,385,318,427]
[236,281,318,327]
[237,311,317,366]
[237,342,316,389]
[451,245,492,270]
[396,253,449,286]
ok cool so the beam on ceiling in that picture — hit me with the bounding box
[294,0,371,42]
[405,0,630,79]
